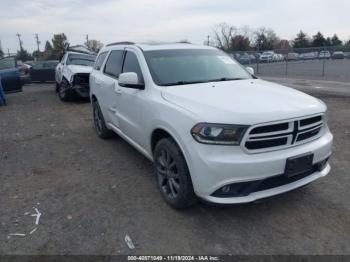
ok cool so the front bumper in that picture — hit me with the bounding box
[186,130,333,204]
[72,84,89,98]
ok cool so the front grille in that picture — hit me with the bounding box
[243,115,324,153]
[73,73,89,87]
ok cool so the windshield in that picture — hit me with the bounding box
[144,49,252,86]
[262,52,273,56]
[0,57,16,70]
[66,54,96,66]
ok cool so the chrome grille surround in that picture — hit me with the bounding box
[242,114,324,153]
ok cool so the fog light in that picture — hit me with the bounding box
[221,186,230,193]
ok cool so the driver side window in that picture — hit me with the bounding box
[122,51,144,84]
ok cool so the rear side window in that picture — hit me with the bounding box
[94,51,108,70]
[104,50,124,78]
[122,51,144,83]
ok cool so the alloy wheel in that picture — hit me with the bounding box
[156,149,181,199]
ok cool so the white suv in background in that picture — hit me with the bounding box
[90,42,333,209]
[55,51,96,101]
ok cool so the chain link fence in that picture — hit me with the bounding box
[227,46,350,82]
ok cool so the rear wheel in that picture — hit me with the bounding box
[154,138,197,209]
[92,100,114,139]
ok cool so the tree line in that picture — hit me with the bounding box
[0,33,103,61]
[211,23,350,52]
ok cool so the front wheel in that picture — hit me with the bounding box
[58,79,72,101]
[154,138,197,209]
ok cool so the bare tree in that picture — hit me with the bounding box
[212,23,237,51]
[85,39,104,53]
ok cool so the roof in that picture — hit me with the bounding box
[66,51,96,56]
[104,42,217,52]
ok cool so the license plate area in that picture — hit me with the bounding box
[285,153,314,178]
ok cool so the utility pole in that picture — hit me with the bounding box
[35,34,41,61]
[35,33,41,52]
[16,33,23,50]
[207,35,210,46]
[86,34,89,47]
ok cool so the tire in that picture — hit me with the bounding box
[92,100,114,139]
[154,138,197,209]
[58,79,72,102]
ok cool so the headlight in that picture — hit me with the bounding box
[191,123,248,145]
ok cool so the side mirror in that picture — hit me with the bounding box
[119,72,144,89]
[246,67,254,75]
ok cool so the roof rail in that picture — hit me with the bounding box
[106,41,135,47]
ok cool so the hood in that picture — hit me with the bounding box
[161,79,326,125]
[66,65,93,74]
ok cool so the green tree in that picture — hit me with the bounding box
[230,35,251,51]
[325,37,332,46]
[45,40,53,51]
[0,48,3,58]
[16,48,33,61]
[312,32,326,47]
[52,33,68,55]
[331,34,342,46]
[345,38,350,47]
[293,31,310,48]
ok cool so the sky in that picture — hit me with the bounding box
[0,0,349,53]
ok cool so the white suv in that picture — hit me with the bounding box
[55,51,96,101]
[90,42,333,209]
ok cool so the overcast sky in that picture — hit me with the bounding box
[0,0,349,53]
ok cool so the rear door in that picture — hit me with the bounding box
[93,49,124,127]
[30,62,45,81]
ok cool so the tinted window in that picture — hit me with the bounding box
[94,52,108,70]
[122,52,144,83]
[144,49,252,86]
[0,57,16,70]
[33,62,45,70]
[66,54,96,66]
[43,61,58,69]
[104,50,124,78]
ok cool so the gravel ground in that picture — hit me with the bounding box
[0,82,349,255]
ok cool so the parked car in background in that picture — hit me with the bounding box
[55,51,96,101]
[287,52,299,61]
[16,60,31,84]
[318,51,331,59]
[300,52,318,60]
[0,56,22,93]
[237,53,252,64]
[259,51,274,63]
[30,60,59,82]
[90,42,332,209]
[332,51,345,59]
[344,52,350,59]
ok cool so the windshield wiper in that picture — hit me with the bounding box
[162,80,209,86]
[209,77,245,82]
[162,78,246,86]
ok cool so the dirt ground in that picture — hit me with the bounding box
[0,82,349,255]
